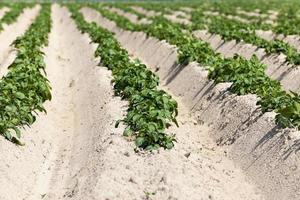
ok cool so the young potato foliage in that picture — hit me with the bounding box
[190,8,300,66]
[89,3,300,131]
[0,4,51,144]
[0,3,29,32]
[68,5,178,150]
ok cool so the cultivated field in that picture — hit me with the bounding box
[0,1,299,200]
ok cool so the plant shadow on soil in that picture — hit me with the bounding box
[163,60,189,85]
[163,60,300,164]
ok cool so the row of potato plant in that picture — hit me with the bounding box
[0,3,29,32]
[189,10,300,65]
[68,4,178,150]
[273,4,300,36]
[205,1,272,23]
[105,3,146,20]
[127,0,300,38]
[123,2,300,66]
[0,4,51,144]
[90,3,300,130]
[128,2,300,66]
[206,0,300,36]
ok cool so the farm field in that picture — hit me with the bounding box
[0,0,300,199]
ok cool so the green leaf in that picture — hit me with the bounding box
[135,137,146,147]
[15,92,26,99]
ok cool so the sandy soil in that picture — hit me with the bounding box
[132,6,191,25]
[0,5,40,78]
[241,9,277,22]
[236,9,261,17]
[203,11,250,24]
[109,7,151,24]
[179,7,194,13]
[81,7,300,200]
[164,11,191,25]
[166,10,190,19]
[236,9,278,23]
[131,6,161,17]
[204,10,276,25]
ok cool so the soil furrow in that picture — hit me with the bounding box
[204,10,277,25]
[29,5,127,200]
[109,7,151,24]
[164,9,191,25]
[164,13,191,25]
[130,6,191,25]
[131,6,160,17]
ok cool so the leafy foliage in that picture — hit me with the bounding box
[0,3,29,32]
[190,10,300,66]
[88,3,300,131]
[0,4,51,144]
[68,5,178,150]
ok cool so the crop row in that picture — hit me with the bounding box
[0,3,29,32]
[193,0,300,36]
[0,4,51,144]
[111,2,300,66]
[87,3,300,130]
[122,0,300,36]
[68,4,178,150]
[190,10,300,65]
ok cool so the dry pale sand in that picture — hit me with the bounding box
[131,5,191,25]
[179,7,194,13]
[131,6,192,25]
[236,9,278,23]
[236,9,261,17]
[203,11,250,24]
[167,10,191,21]
[131,6,161,17]
[0,5,40,78]
[164,13,191,25]
[80,7,300,200]
[109,7,151,24]
[204,10,277,25]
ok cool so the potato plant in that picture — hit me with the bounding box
[69,5,178,150]
[88,3,300,131]
[0,4,51,144]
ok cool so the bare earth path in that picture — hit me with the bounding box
[28,5,127,200]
